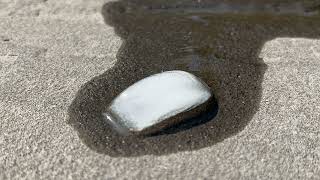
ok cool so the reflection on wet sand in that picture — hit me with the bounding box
[68,1,320,157]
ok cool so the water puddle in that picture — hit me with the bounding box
[68,0,320,157]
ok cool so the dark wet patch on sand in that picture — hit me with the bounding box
[68,1,320,157]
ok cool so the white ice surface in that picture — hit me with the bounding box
[108,71,212,131]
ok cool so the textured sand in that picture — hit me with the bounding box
[1,0,320,179]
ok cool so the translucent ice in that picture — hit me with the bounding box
[103,70,212,135]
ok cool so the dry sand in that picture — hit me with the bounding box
[1,0,320,179]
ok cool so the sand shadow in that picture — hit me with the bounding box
[68,1,320,157]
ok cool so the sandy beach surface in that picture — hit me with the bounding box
[1,0,320,179]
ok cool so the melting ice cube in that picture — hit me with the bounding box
[102,70,213,136]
